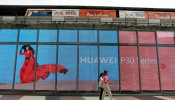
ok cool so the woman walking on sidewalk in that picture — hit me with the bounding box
[99,73,104,100]
[102,70,113,100]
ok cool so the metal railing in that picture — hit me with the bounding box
[0,16,174,26]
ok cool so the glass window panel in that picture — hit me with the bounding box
[35,45,57,90]
[158,47,175,90]
[0,29,18,42]
[120,46,140,91]
[39,29,57,42]
[15,45,36,90]
[139,47,160,90]
[138,32,156,44]
[79,30,97,43]
[0,45,16,89]
[19,29,37,42]
[57,45,77,91]
[59,30,77,42]
[157,31,174,44]
[119,31,137,43]
[99,30,118,43]
[79,46,98,91]
[100,46,119,91]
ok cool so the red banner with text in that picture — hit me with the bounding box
[79,9,116,18]
[145,11,175,19]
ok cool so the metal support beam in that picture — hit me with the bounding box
[33,29,39,93]
[12,29,20,92]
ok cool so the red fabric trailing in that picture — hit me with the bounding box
[19,51,68,83]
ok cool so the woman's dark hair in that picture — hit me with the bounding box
[98,73,103,83]
[22,44,35,55]
[103,70,108,75]
[100,73,103,77]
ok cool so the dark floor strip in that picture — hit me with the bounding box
[46,96,61,100]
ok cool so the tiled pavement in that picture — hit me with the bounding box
[1,95,175,100]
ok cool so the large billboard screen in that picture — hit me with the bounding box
[1,29,175,91]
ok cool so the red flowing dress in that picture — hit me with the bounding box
[19,50,68,83]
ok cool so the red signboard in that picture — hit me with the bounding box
[79,9,116,18]
[145,11,175,19]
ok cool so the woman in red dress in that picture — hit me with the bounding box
[19,45,68,83]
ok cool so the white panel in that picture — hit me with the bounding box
[119,10,145,18]
[52,9,79,17]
